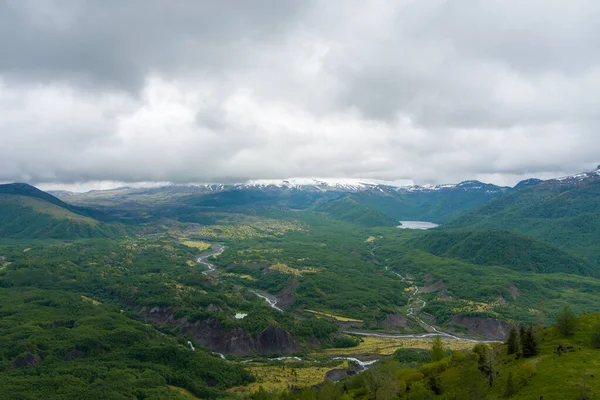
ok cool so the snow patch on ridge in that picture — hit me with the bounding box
[241,177,412,191]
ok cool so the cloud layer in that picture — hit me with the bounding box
[2,0,600,187]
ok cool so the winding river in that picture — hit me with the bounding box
[196,245,284,312]
[197,244,226,275]
[195,243,497,375]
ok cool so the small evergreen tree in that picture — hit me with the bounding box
[522,326,537,358]
[430,336,444,361]
[556,305,576,336]
[504,372,516,397]
[519,325,527,355]
[473,344,501,386]
[591,323,600,349]
[506,326,519,355]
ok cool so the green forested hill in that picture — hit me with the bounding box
[315,195,399,227]
[352,181,508,224]
[409,230,594,276]
[0,183,74,208]
[0,192,125,239]
[449,176,600,267]
[0,287,253,399]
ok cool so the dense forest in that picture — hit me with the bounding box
[2,173,600,398]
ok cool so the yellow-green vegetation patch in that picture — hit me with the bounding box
[237,248,283,255]
[23,248,32,252]
[268,263,301,276]
[365,236,377,243]
[81,295,101,305]
[305,310,364,323]
[190,217,305,239]
[223,273,257,281]
[168,385,201,399]
[181,241,212,251]
[228,360,348,395]
[173,283,198,293]
[322,336,476,357]
[451,299,503,316]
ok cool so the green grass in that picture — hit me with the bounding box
[282,313,600,399]
[15,196,98,224]
[486,314,600,399]
[0,194,126,239]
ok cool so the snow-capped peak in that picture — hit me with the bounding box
[554,167,600,183]
[240,177,412,191]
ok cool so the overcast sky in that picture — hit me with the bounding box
[2,0,600,189]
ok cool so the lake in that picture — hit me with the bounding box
[397,221,439,230]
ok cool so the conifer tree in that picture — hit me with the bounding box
[506,326,519,355]
[522,326,537,358]
[504,372,516,397]
[430,336,444,361]
[591,323,600,348]
[519,325,527,355]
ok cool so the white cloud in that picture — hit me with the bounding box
[1,0,600,187]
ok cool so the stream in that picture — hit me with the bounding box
[195,243,496,378]
[197,244,226,274]
[196,245,284,311]
[342,330,498,344]
[250,290,283,312]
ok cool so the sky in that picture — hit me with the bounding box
[2,0,600,190]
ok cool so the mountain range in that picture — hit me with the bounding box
[2,166,600,399]
[6,165,599,239]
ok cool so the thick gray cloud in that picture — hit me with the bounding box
[1,0,600,188]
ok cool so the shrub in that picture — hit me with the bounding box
[556,306,576,336]
[591,323,600,348]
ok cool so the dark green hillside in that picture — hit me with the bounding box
[0,183,72,208]
[183,187,335,212]
[0,183,125,222]
[353,181,507,224]
[0,288,252,399]
[450,176,600,266]
[315,195,398,227]
[0,194,125,239]
[410,230,593,276]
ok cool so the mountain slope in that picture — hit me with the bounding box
[52,179,510,223]
[0,184,125,239]
[352,180,509,224]
[409,230,594,276]
[314,195,399,227]
[303,312,600,400]
[449,168,600,266]
[0,183,74,208]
